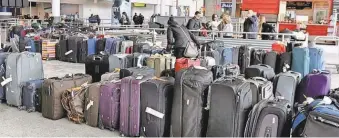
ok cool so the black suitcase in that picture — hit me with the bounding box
[1,0,9,6]
[19,79,44,112]
[248,77,274,105]
[211,64,240,80]
[276,52,292,73]
[202,51,220,65]
[66,37,83,63]
[85,55,109,83]
[251,49,266,65]
[245,64,275,81]
[238,45,252,74]
[264,51,278,71]
[34,40,42,54]
[171,66,213,137]
[55,42,61,60]
[206,76,252,137]
[96,38,106,54]
[119,67,155,79]
[59,40,68,61]
[133,43,151,53]
[77,40,88,63]
[244,98,291,137]
[140,77,175,137]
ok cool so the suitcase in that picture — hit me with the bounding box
[85,55,109,83]
[120,40,133,54]
[5,52,44,107]
[1,0,8,6]
[200,56,216,67]
[78,40,88,63]
[275,52,292,73]
[245,64,275,81]
[221,47,233,65]
[99,81,121,130]
[84,82,101,127]
[133,43,151,53]
[251,49,266,65]
[132,53,149,67]
[119,67,155,79]
[125,47,133,54]
[140,77,175,137]
[42,74,92,120]
[309,47,325,72]
[296,70,331,103]
[272,42,286,54]
[238,45,252,74]
[34,40,42,54]
[175,58,201,72]
[165,55,176,70]
[232,46,239,65]
[292,47,310,77]
[108,54,133,72]
[20,79,44,112]
[244,99,291,137]
[96,38,106,54]
[66,36,83,63]
[273,71,301,105]
[146,55,166,77]
[104,38,115,55]
[100,69,120,82]
[9,0,15,7]
[171,66,213,137]
[87,38,96,55]
[120,75,154,136]
[59,40,68,61]
[23,0,29,7]
[16,0,22,8]
[0,53,10,101]
[248,77,274,105]
[206,76,252,137]
[203,51,220,65]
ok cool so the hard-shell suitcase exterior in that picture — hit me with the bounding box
[296,70,331,103]
[108,54,133,72]
[238,45,252,74]
[120,75,154,136]
[99,81,121,130]
[244,99,291,137]
[175,58,201,72]
[85,55,109,83]
[0,53,10,101]
[251,49,266,65]
[232,46,239,65]
[101,70,120,82]
[104,38,115,55]
[84,82,101,127]
[171,67,213,137]
[292,47,310,77]
[20,79,44,112]
[206,76,252,137]
[276,52,292,73]
[245,64,275,81]
[87,38,96,55]
[96,38,106,54]
[120,41,133,54]
[140,77,175,137]
[5,52,44,107]
[78,40,88,63]
[248,77,274,105]
[273,71,301,105]
[42,74,92,120]
[221,47,233,65]
[309,47,325,72]
[119,67,155,79]
[264,51,277,71]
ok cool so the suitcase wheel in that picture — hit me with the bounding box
[27,108,35,113]
[109,128,115,131]
[18,106,26,111]
[98,118,104,130]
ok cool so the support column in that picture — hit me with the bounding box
[231,0,236,17]
[170,6,177,16]
[160,0,166,16]
[154,4,160,15]
[52,0,60,23]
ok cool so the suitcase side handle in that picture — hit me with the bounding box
[93,56,102,61]
[250,77,267,82]
[258,64,270,68]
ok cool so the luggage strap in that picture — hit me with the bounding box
[61,87,86,124]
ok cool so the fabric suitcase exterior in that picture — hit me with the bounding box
[292,47,310,77]
[244,99,291,137]
[309,47,325,72]
[251,49,266,65]
[171,67,213,137]
[120,41,133,54]
[248,77,274,105]
[20,79,44,112]
[174,58,201,72]
[232,46,239,65]
[132,53,149,67]
[273,71,301,105]
[66,37,83,63]
[238,45,252,74]
[85,55,109,83]
[140,77,175,137]
[87,38,96,55]
[5,52,44,107]
[206,76,252,137]
[34,40,42,54]
[245,64,275,81]
[59,40,68,61]
[276,52,292,73]
[96,38,106,54]
[203,51,220,65]
[134,43,151,53]
[42,74,92,120]
[296,70,331,103]
[108,54,133,72]
[84,83,101,127]
[146,55,166,77]
[0,53,10,101]
[119,67,155,79]
[221,47,233,65]
[101,70,120,82]
[78,40,88,63]
[9,0,15,6]
[99,81,121,130]
[104,38,115,54]
[120,75,154,136]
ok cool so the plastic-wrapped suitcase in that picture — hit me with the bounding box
[78,40,88,63]
[140,77,175,137]
[276,52,292,73]
[5,52,44,107]
[99,81,121,130]
[244,99,291,137]
[108,54,133,72]
[171,66,213,137]
[120,40,133,54]
[251,49,267,65]
[206,76,252,137]
[238,45,252,74]
[175,58,200,72]
[245,64,275,81]
[87,38,96,55]
[20,79,44,112]
[292,47,310,77]
[85,55,109,83]
[120,75,154,136]
[119,67,155,79]
[273,71,301,105]
[96,38,106,54]
[42,74,92,120]
[0,53,10,101]
[309,47,325,72]
[84,82,101,127]
[248,77,274,105]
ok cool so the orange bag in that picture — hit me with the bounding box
[175,58,201,72]
[272,41,286,54]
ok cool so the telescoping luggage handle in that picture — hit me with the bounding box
[312,69,330,74]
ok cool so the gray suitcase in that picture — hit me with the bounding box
[232,46,239,65]
[108,54,133,72]
[248,77,274,106]
[171,66,213,137]
[273,71,301,105]
[100,70,120,82]
[0,53,10,101]
[238,45,252,74]
[5,52,44,107]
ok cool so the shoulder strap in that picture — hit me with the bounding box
[179,26,190,41]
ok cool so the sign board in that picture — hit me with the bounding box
[221,3,232,8]
[287,1,312,10]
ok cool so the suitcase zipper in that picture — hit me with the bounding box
[234,92,240,136]
[315,116,339,127]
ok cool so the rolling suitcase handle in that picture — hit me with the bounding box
[250,77,268,82]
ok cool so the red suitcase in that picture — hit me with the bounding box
[175,58,200,72]
[125,47,133,54]
[272,42,286,54]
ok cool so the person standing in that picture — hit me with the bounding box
[138,13,144,27]
[218,14,233,38]
[186,11,203,36]
[258,15,275,40]
[243,10,258,39]
[210,14,221,37]
[133,13,138,25]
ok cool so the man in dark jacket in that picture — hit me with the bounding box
[167,17,200,58]
[133,13,138,25]
[243,10,258,39]
[138,13,144,27]
[186,11,202,36]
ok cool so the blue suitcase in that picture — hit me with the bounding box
[309,47,325,72]
[222,47,233,65]
[20,79,44,112]
[87,38,96,55]
[105,38,115,55]
[292,47,310,77]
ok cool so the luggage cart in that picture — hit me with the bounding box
[313,36,339,73]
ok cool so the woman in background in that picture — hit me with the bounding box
[218,14,233,38]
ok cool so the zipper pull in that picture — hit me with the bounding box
[236,93,240,103]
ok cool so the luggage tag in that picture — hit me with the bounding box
[25,45,32,49]
[1,76,12,86]
[145,107,164,119]
[81,82,89,87]
[65,50,73,55]
[136,75,143,80]
[86,100,94,110]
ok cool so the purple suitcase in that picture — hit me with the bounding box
[297,70,331,103]
[98,81,121,131]
[120,75,153,136]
